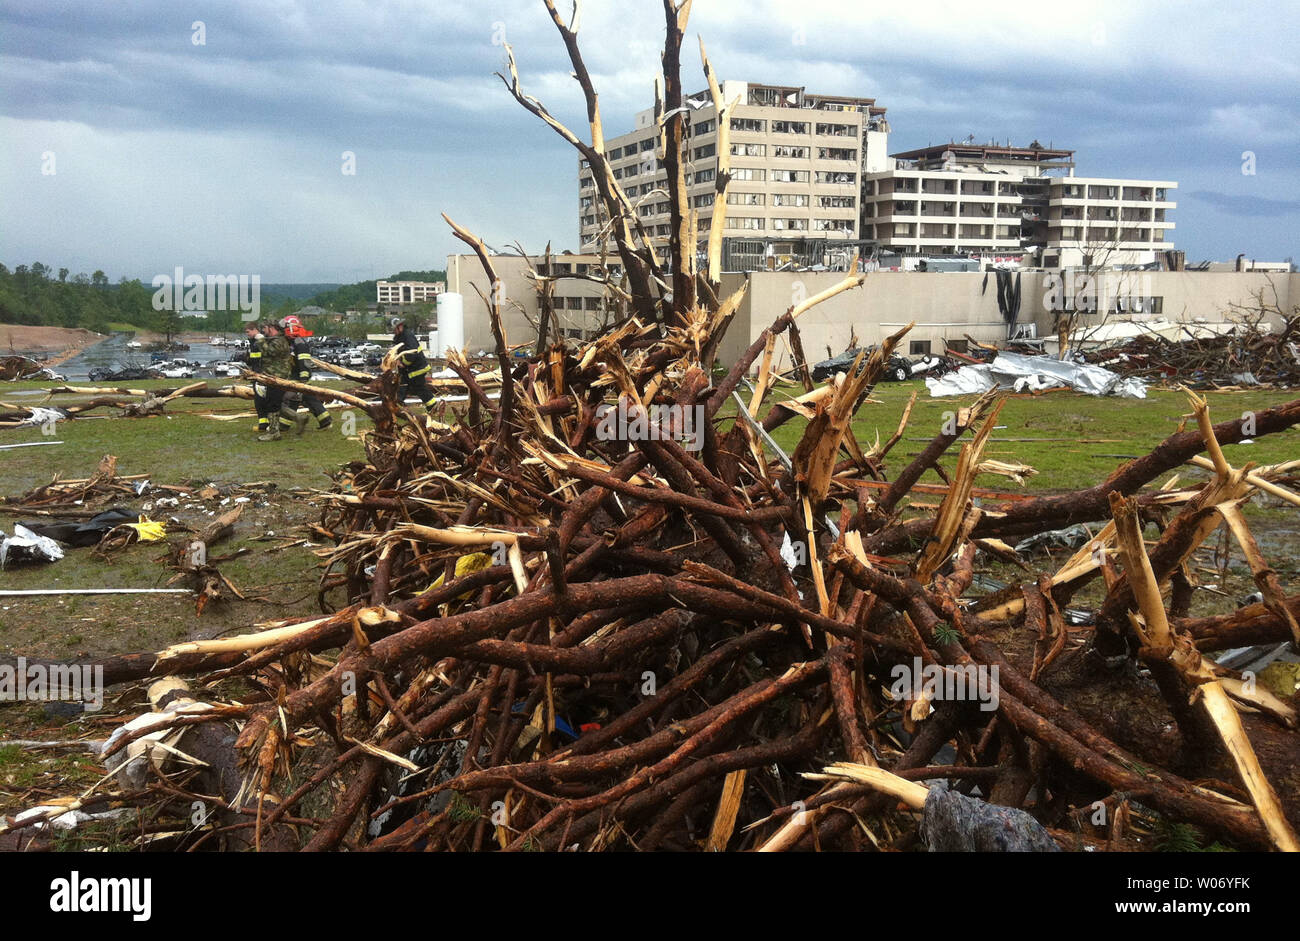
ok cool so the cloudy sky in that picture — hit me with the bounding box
[3,0,1297,282]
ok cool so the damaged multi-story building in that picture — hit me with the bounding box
[579,81,1176,271]
[862,141,1176,268]
[579,81,891,270]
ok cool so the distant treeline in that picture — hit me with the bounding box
[0,263,448,334]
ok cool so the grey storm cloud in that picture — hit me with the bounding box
[1186,191,1300,218]
[2,0,1297,279]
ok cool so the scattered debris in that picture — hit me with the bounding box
[1080,316,1299,389]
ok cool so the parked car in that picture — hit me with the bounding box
[88,365,154,382]
[811,347,916,383]
[209,361,243,377]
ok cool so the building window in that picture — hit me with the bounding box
[693,119,714,135]
[730,117,765,133]
[815,171,856,185]
[730,142,766,157]
[818,195,855,208]
[695,168,716,183]
[772,145,808,159]
[772,193,809,207]
[815,122,854,136]
[730,167,765,181]
[814,218,854,231]
[772,120,808,134]
[726,191,765,206]
[771,218,808,231]
[817,147,857,161]
[910,340,931,356]
[693,144,716,159]
[691,193,715,208]
[640,138,655,152]
[770,169,809,183]
[727,217,764,230]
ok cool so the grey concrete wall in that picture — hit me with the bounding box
[716,270,1298,372]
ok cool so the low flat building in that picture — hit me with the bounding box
[445,252,622,352]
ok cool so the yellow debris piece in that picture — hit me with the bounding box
[126,517,167,542]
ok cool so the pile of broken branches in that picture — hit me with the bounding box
[1082,315,1300,389]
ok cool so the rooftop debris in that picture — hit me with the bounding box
[2,1,1299,853]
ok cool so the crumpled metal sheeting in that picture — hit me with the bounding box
[926,351,1147,399]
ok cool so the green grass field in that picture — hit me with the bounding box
[4,376,1296,495]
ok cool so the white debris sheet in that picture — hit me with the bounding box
[926,351,1146,399]
[17,406,66,428]
[0,524,66,568]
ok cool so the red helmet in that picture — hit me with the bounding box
[279,315,311,338]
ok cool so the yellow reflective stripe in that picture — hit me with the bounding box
[408,365,431,377]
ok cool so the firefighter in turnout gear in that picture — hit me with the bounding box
[255,321,301,441]
[392,318,436,409]
[279,315,331,430]
[241,322,285,437]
